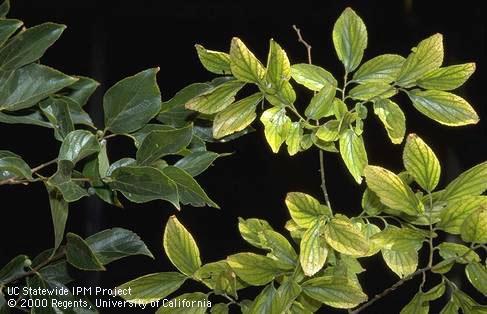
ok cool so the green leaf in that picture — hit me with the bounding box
[452,289,487,314]
[373,98,406,144]
[400,291,429,314]
[58,130,99,164]
[465,262,487,295]
[339,129,368,184]
[324,215,369,256]
[194,260,246,293]
[417,63,476,90]
[260,107,292,153]
[211,303,229,314]
[136,125,193,165]
[305,84,336,120]
[348,82,396,101]
[0,109,52,128]
[0,19,22,46]
[316,120,339,142]
[85,228,153,264]
[118,272,187,304]
[270,279,302,314]
[0,22,65,70]
[437,242,480,264]
[39,97,74,140]
[230,37,265,83]
[286,122,303,156]
[290,64,337,91]
[109,166,178,206]
[0,154,32,180]
[361,188,386,215]
[460,208,487,243]
[258,230,297,267]
[332,8,368,72]
[163,166,218,208]
[248,284,276,314]
[364,165,423,215]
[174,151,219,177]
[0,63,77,111]
[164,216,202,276]
[62,75,99,107]
[227,253,286,286]
[285,192,332,228]
[66,233,105,271]
[422,281,446,301]
[0,255,28,284]
[381,248,418,278]
[407,89,478,126]
[238,217,274,248]
[104,68,161,134]
[213,92,262,139]
[82,154,122,207]
[300,219,328,276]
[0,0,10,18]
[46,185,68,254]
[438,196,487,234]
[353,54,405,83]
[185,79,245,114]
[195,44,231,75]
[439,161,487,201]
[371,226,425,251]
[403,134,441,192]
[47,160,88,202]
[156,292,209,314]
[396,34,444,87]
[265,39,291,90]
[302,276,367,309]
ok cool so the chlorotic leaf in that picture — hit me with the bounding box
[324,215,369,256]
[373,99,406,144]
[305,84,336,120]
[417,63,476,90]
[465,262,487,295]
[265,39,291,90]
[353,54,405,83]
[260,107,292,153]
[302,276,367,309]
[285,122,303,156]
[290,64,337,91]
[460,208,487,243]
[227,253,286,286]
[381,248,418,278]
[285,192,332,228]
[439,161,487,201]
[300,219,328,276]
[230,37,265,83]
[339,130,368,184]
[195,44,231,75]
[185,79,245,114]
[438,196,487,234]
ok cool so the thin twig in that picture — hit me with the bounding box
[293,24,332,209]
[0,158,57,186]
[31,158,57,173]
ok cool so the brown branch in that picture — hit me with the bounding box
[292,25,312,64]
[0,158,57,186]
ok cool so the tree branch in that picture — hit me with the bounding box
[0,158,57,186]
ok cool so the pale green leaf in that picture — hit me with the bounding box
[104,68,161,134]
[353,54,405,83]
[439,161,487,201]
[339,129,368,184]
[260,107,292,153]
[381,248,418,278]
[465,262,487,295]
[403,134,441,192]
[285,192,332,228]
[195,44,231,75]
[238,217,274,248]
[213,92,262,139]
[118,272,187,304]
[270,279,302,314]
[163,216,201,276]
[400,291,429,314]
[460,208,487,243]
[265,39,291,90]
[185,79,245,114]
[230,37,265,83]
[371,226,425,251]
[227,253,287,286]
[302,276,367,309]
[290,64,337,91]
[407,89,478,126]
[300,219,328,276]
[324,215,369,256]
[316,120,339,142]
[249,284,276,314]
[396,34,444,87]
[285,122,303,156]
[417,63,475,90]
[305,84,336,120]
[332,8,368,72]
[373,99,406,144]
[364,165,423,215]
[349,82,396,101]
[437,242,480,264]
[438,196,487,234]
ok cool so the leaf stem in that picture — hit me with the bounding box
[427,191,434,268]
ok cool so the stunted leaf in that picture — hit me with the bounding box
[195,44,231,75]
[300,219,327,276]
[118,272,187,304]
[407,89,478,126]
[353,54,405,83]
[364,165,423,215]
[403,134,441,192]
[396,34,444,87]
[373,99,406,144]
[285,192,331,228]
[164,216,201,276]
[324,215,369,256]
[439,161,487,201]
[66,233,105,271]
[417,63,476,91]
[213,92,262,139]
[136,125,193,165]
[290,64,337,91]
[185,79,245,114]
[0,22,65,70]
[382,248,418,278]
[230,37,265,83]
[339,129,368,184]
[305,84,335,120]
[265,39,291,90]
[260,107,292,153]
[104,68,161,134]
[332,8,368,72]
[302,276,367,309]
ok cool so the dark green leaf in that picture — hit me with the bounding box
[0,255,28,284]
[0,19,22,46]
[86,228,153,264]
[58,130,100,164]
[174,151,219,176]
[47,160,88,202]
[66,233,105,271]
[104,68,161,134]
[39,97,74,140]
[118,272,187,304]
[0,109,52,128]
[163,216,202,276]
[270,280,302,314]
[46,184,68,254]
[0,0,10,18]
[195,44,231,75]
[136,125,193,165]
[0,22,66,70]
[0,153,32,180]
[248,284,276,314]
[61,76,99,107]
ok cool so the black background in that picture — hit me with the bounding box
[1,0,486,313]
